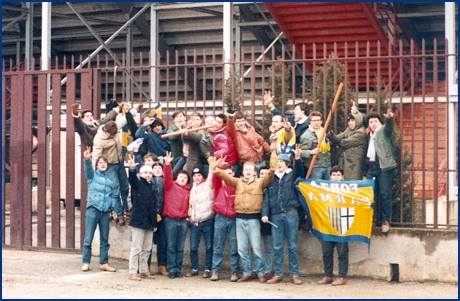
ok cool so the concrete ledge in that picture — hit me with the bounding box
[92,218,458,283]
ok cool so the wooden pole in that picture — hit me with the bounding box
[305,82,344,179]
[161,124,214,138]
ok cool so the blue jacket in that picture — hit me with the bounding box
[135,124,171,157]
[262,158,304,217]
[83,158,117,212]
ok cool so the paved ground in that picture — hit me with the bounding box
[2,249,458,299]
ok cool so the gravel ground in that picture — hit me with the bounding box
[2,249,458,299]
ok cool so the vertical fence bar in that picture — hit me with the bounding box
[22,74,33,247]
[2,72,7,245]
[421,39,427,224]
[51,73,62,248]
[409,39,416,224]
[432,38,439,228]
[37,73,47,247]
[65,73,76,249]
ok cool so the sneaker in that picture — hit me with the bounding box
[129,273,142,281]
[81,263,90,272]
[230,271,239,282]
[118,216,126,226]
[99,263,116,272]
[210,270,219,281]
[203,270,211,278]
[382,221,390,233]
[186,270,198,277]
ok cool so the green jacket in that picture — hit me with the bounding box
[371,117,397,172]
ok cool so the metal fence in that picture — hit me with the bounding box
[2,38,457,251]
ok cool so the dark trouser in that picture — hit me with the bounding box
[147,218,167,267]
[321,240,349,278]
[367,165,395,222]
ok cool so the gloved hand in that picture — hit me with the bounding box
[105,100,118,112]
[72,103,80,116]
[226,103,236,114]
[269,153,278,171]
[326,130,335,140]
[207,156,218,172]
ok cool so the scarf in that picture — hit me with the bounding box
[313,126,331,154]
[366,126,381,161]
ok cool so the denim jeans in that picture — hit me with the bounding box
[129,226,154,275]
[252,234,274,273]
[367,165,395,222]
[236,218,265,276]
[310,166,332,180]
[321,240,349,278]
[106,162,130,217]
[147,218,167,267]
[271,209,300,276]
[164,217,188,274]
[190,219,214,271]
[211,214,239,272]
[82,207,110,264]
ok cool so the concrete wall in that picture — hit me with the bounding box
[92,219,458,283]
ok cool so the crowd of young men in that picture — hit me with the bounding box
[73,91,397,285]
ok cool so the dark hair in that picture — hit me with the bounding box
[172,110,185,119]
[223,164,233,171]
[366,113,383,125]
[216,113,227,124]
[259,166,269,172]
[152,162,163,169]
[330,165,344,176]
[143,153,158,162]
[234,111,246,120]
[150,118,165,130]
[103,121,118,136]
[294,102,310,116]
[81,110,92,118]
[175,170,189,181]
[95,156,109,170]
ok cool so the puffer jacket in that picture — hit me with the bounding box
[226,115,271,163]
[128,169,158,230]
[299,126,331,169]
[212,173,236,218]
[334,112,368,180]
[216,168,275,215]
[261,158,303,218]
[83,158,117,212]
[210,127,238,165]
[162,163,191,219]
[188,169,215,223]
[92,113,127,167]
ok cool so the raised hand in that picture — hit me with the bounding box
[293,143,301,159]
[383,108,394,119]
[72,103,80,116]
[263,90,275,106]
[226,103,236,114]
[127,154,138,169]
[207,156,218,171]
[283,118,292,130]
[83,146,92,159]
[216,155,228,167]
[164,151,173,165]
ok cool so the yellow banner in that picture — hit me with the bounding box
[296,178,375,245]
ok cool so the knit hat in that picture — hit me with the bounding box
[139,165,153,174]
[192,167,205,177]
[348,114,355,120]
[278,153,291,163]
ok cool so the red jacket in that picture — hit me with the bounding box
[212,173,236,218]
[162,164,191,219]
[210,127,238,165]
